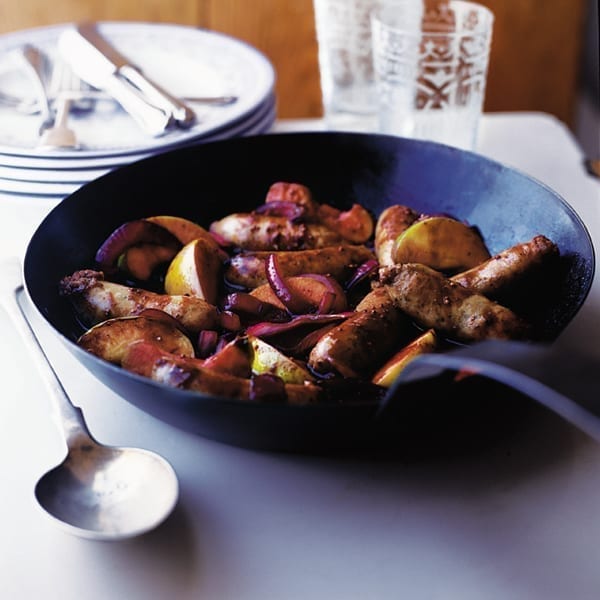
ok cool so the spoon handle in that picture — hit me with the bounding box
[0,258,95,448]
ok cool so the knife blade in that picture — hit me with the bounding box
[57,23,196,136]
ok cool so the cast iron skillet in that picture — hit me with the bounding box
[23,133,595,452]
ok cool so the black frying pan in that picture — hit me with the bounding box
[23,133,595,452]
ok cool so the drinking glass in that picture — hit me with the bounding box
[313,0,381,132]
[371,0,494,150]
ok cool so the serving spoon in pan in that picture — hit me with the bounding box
[1,258,179,540]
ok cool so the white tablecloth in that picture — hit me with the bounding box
[1,113,599,600]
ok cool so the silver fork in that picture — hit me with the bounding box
[18,44,54,133]
[37,61,81,150]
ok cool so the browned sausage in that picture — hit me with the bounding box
[451,234,559,298]
[374,204,419,266]
[224,245,376,289]
[308,287,405,378]
[209,213,342,250]
[59,269,220,332]
[380,263,531,342]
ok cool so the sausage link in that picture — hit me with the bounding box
[210,213,342,250]
[225,245,376,288]
[308,287,405,378]
[451,235,559,297]
[381,263,530,342]
[59,269,219,332]
[374,205,419,266]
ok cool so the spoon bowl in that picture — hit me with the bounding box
[35,438,178,540]
[1,259,178,540]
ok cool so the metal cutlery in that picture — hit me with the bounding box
[1,259,179,539]
[57,23,197,136]
[37,61,80,150]
[1,89,238,114]
[17,44,54,134]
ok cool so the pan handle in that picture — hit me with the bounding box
[377,339,600,442]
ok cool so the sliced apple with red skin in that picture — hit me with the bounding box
[164,237,221,304]
[372,329,438,388]
[250,274,348,313]
[78,315,195,365]
[117,244,179,280]
[145,215,219,249]
[317,203,374,243]
[203,337,252,378]
[392,216,490,272]
[95,219,182,273]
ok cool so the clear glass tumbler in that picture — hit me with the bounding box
[371,0,494,150]
[313,0,382,132]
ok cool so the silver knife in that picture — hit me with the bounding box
[57,23,196,136]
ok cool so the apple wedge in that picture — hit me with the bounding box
[164,238,222,304]
[248,335,314,384]
[372,329,438,388]
[250,274,348,313]
[117,244,179,280]
[78,315,195,365]
[145,215,219,249]
[95,219,182,274]
[392,216,490,272]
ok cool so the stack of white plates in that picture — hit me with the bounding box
[0,22,276,198]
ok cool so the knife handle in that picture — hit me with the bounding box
[120,65,196,128]
[103,73,173,137]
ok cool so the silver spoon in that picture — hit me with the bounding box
[1,259,179,540]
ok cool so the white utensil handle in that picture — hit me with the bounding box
[103,73,173,137]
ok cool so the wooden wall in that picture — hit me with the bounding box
[0,0,587,125]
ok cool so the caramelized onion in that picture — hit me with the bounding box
[224,292,288,322]
[254,201,306,222]
[95,220,180,271]
[265,254,310,314]
[219,310,242,331]
[345,258,378,290]
[246,312,353,338]
[197,330,219,358]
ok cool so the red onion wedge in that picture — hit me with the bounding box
[197,330,219,358]
[246,312,352,338]
[344,258,378,291]
[223,292,289,322]
[219,310,242,332]
[254,201,306,222]
[265,253,311,314]
[95,220,181,272]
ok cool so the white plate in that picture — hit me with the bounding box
[0,93,276,180]
[0,91,276,169]
[0,97,277,197]
[0,22,275,158]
